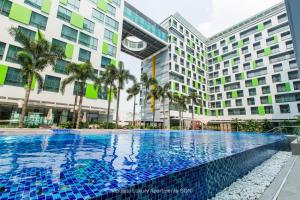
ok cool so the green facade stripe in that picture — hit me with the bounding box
[0,64,8,85]
[257,23,265,31]
[217,55,223,62]
[110,58,117,66]
[238,40,244,48]
[102,42,109,54]
[65,43,74,59]
[70,12,84,29]
[9,3,32,24]
[268,96,273,104]
[107,88,114,102]
[197,107,200,115]
[31,75,36,90]
[221,77,226,85]
[240,72,245,80]
[258,106,265,116]
[285,82,292,92]
[185,85,188,94]
[274,35,279,44]
[252,60,256,69]
[86,84,98,99]
[232,91,238,99]
[112,33,118,45]
[41,0,52,14]
[264,47,271,56]
[97,0,108,12]
[222,101,226,108]
[252,78,258,87]
[171,81,175,90]
[59,0,67,5]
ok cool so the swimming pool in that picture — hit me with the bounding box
[0,130,288,200]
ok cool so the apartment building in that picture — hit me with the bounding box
[141,2,299,128]
[0,0,123,124]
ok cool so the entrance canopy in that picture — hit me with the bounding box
[122,2,168,60]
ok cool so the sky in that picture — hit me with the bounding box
[118,0,283,121]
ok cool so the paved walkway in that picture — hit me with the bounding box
[261,155,300,200]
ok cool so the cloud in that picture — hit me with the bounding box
[197,0,283,37]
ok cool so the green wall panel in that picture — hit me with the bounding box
[85,84,98,99]
[274,35,279,44]
[185,85,188,94]
[217,55,223,62]
[97,0,108,12]
[196,107,200,115]
[285,82,292,92]
[252,60,256,69]
[102,42,109,54]
[70,12,84,29]
[9,3,32,24]
[31,75,36,90]
[107,87,114,102]
[264,47,271,56]
[110,59,117,66]
[171,81,175,90]
[268,96,273,104]
[221,77,226,85]
[238,40,244,48]
[112,33,118,45]
[252,78,258,87]
[258,106,265,116]
[65,43,74,59]
[60,0,67,5]
[240,72,245,80]
[0,64,8,85]
[41,0,52,14]
[232,91,238,99]
[257,23,265,31]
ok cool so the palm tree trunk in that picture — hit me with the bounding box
[72,95,78,128]
[192,101,195,130]
[19,76,32,128]
[116,87,121,128]
[76,95,83,129]
[179,108,181,130]
[133,95,136,126]
[143,89,147,128]
[162,99,166,129]
[106,84,113,129]
[152,101,155,126]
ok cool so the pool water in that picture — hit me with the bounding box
[0,130,288,200]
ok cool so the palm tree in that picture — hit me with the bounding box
[9,27,65,128]
[61,62,96,129]
[126,83,141,126]
[100,64,118,129]
[115,61,135,128]
[140,73,157,128]
[158,83,172,129]
[174,94,188,130]
[147,87,161,126]
[188,92,202,130]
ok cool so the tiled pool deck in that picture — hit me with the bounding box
[0,130,289,200]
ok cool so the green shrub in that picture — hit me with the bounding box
[58,121,73,129]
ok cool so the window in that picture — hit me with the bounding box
[105,16,119,31]
[6,45,22,63]
[103,43,116,57]
[61,25,78,42]
[247,98,255,106]
[57,6,71,22]
[294,81,300,90]
[273,63,283,72]
[107,3,116,16]
[260,96,269,104]
[78,48,91,62]
[251,107,258,115]
[44,75,61,92]
[65,0,80,11]
[104,29,114,42]
[54,60,70,75]
[73,81,86,95]
[280,104,290,113]
[52,38,67,50]
[4,67,24,87]
[83,18,95,33]
[236,99,243,106]
[101,56,111,68]
[272,74,281,83]
[262,86,271,94]
[0,0,12,16]
[92,8,104,23]
[78,32,98,50]
[25,0,42,9]
[30,12,48,30]
[249,88,256,96]
[276,84,286,93]
[16,26,36,42]
[0,42,6,59]
[288,71,299,80]
[265,106,273,114]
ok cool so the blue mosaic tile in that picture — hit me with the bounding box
[0,130,288,199]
